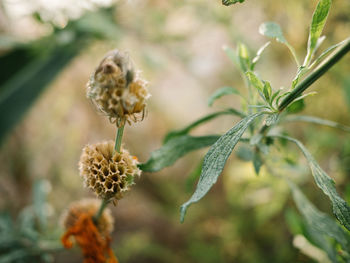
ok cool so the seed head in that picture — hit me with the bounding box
[87,49,150,127]
[61,198,114,238]
[79,141,141,201]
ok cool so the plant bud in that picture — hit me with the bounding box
[87,49,150,127]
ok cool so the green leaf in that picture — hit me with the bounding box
[185,160,203,193]
[208,86,242,107]
[259,22,300,66]
[304,0,332,66]
[309,38,348,69]
[222,0,245,6]
[277,136,350,231]
[286,99,305,113]
[259,22,287,44]
[253,150,263,175]
[163,109,245,143]
[180,112,264,222]
[292,66,307,89]
[343,77,350,112]
[33,179,50,230]
[237,43,251,72]
[252,42,270,69]
[288,180,350,250]
[0,41,84,144]
[265,113,279,126]
[283,115,350,133]
[246,71,264,92]
[139,135,220,172]
[263,81,272,103]
[223,45,240,68]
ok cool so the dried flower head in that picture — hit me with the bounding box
[79,141,141,201]
[61,198,114,237]
[60,199,118,263]
[87,49,150,127]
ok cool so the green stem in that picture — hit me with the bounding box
[114,125,125,153]
[94,125,125,222]
[94,198,109,223]
[278,38,350,112]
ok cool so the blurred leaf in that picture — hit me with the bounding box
[163,109,245,143]
[0,250,29,263]
[0,40,84,145]
[263,81,272,103]
[279,136,350,231]
[288,180,350,252]
[252,150,263,175]
[236,145,253,161]
[223,45,239,68]
[237,43,251,72]
[283,115,350,132]
[259,22,287,44]
[185,160,203,193]
[265,113,279,126]
[343,77,350,112]
[292,66,307,89]
[180,112,264,222]
[304,0,332,66]
[140,135,220,172]
[252,41,270,69]
[286,99,305,113]
[208,87,242,107]
[222,0,245,6]
[33,180,50,230]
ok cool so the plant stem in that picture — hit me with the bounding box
[114,125,125,153]
[94,198,109,223]
[94,125,125,222]
[278,38,350,112]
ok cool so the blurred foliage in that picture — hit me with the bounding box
[0,0,349,263]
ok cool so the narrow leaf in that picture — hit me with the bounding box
[208,87,242,107]
[304,0,332,66]
[283,115,350,133]
[252,41,271,69]
[237,43,251,72]
[277,135,350,231]
[288,180,350,249]
[180,112,264,222]
[259,22,287,44]
[164,109,245,143]
[140,135,220,172]
[222,0,245,6]
[246,71,264,92]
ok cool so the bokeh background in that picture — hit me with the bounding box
[0,0,350,262]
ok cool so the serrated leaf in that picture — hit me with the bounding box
[288,180,350,250]
[252,41,270,69]
[283,115,350,133]
[222,0,245,6]
[163,109,245,143]
[278,136,350,231]
[140,135,220,172]
[259,22,287,44]
[208,86,242,107]
[304,0,332,66]
[246,71,264,92]
[180,112,264,222]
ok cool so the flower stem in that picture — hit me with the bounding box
[278,37,350,112]
[114,125,125,153]
[94,198,109,223]
[94,125,125,222]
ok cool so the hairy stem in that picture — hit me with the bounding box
[278,38,350,112]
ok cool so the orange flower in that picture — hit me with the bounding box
[61,200,118,263]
